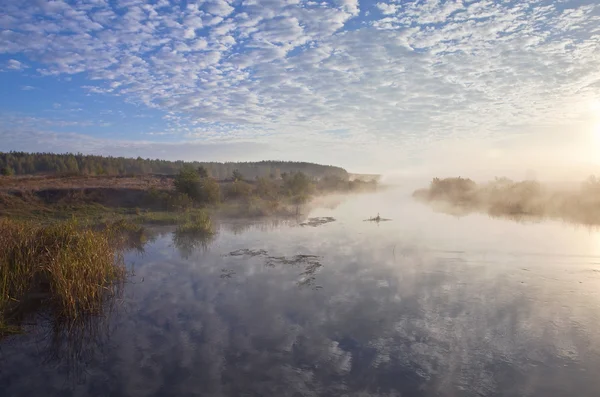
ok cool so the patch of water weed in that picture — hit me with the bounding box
[226,249,323,289]
[220,269,236,279]
[227,248,268,257]
[300,217,336,227]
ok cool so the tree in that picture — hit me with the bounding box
[0,166,14,176]
[174,167,201,200]
[197,177,221,204]
[174,167,220,204]
[197,166,209,178]
[224,180,253,200]
[232,169,243,181]
[256,177,279,200]
[283,172,313,197]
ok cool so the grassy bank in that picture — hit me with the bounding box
[0,219,127,335]
[0,169,379,225]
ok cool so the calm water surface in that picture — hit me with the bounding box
[3,188,600,396]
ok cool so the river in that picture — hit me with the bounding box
[2,187,600,396]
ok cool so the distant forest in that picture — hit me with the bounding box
[0,152,349,181]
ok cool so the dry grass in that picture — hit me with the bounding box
[0,174,173,192]
[0,219,126,335]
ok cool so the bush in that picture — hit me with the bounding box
[174,167,201,198]
[174,167,220,204]
[0,167,14,176]
[428,177,476,201]
[282,172,314,197]
[256,177,279,200]
[198,177,220,204]
[232,169,244,181]
[223,180,253,200]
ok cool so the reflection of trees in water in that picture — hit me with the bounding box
[171,228,215,259]
[219,218,305,235]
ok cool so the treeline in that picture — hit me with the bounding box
[0,152,348,181]
[413,176,600,225]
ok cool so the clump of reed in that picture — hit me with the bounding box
[172,211,215,259]
[0,219,125,335]
[175,210,214,235]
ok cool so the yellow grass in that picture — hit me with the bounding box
[0,219,125,334]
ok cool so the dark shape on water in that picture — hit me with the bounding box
[364,213,392,222]
[299,217,336,227]
[265,254,321,267]
[220,269,236,279]
[227,248,268,257]
[227,249,323,289]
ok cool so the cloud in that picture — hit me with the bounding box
[376,2,398,15]
[5,58,26,70]
[204,0,235,17]
[0,116,271,162]
[0,0,599,169]
[20,85,35,90]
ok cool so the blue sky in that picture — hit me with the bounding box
[1,0,599,175]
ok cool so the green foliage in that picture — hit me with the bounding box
[256,177,280,200]
[172,211,215,259]
[197,166,209,178]
[146,187,193,211]
[0,151,349,180]
[232,169,244,181]
[223,180,253,200]
[282,172,314,197]
[319,175,347,191]
[0,167,14,176]
[173,167,220,205]
[198,177,221,204]
[174,166,201,198]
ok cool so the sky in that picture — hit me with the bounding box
[1,0,599,177]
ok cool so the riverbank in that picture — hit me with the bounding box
[0,173,378,224]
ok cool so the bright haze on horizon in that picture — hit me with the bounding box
[0,0,599,179]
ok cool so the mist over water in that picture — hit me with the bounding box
[3,188,600,396]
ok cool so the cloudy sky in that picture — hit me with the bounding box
[1,0,599,175]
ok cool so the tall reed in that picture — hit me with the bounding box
[0,219,125,334]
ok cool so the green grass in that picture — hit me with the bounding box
[172,211,215,259]
[0,219,126,335]
[175,210,214,234]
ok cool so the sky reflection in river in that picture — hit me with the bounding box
[2,189,600,396]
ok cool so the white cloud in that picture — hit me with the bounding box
[337,0,360,17]
[5,58,26,70]
[0,0,599,170]
[204,0,234,17]
[376,2,398,15]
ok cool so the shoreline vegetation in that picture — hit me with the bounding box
[413,176,600,225]
[0,152,380,224]
[0,151,379,336]
[0,219,126,336]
